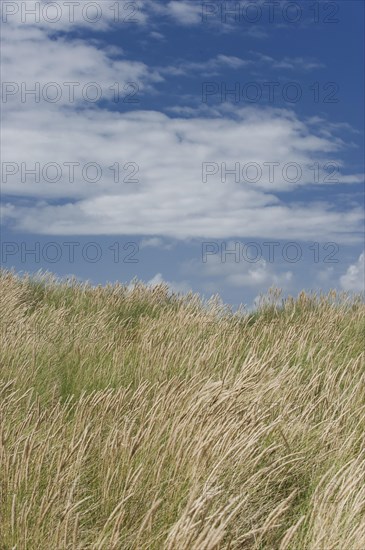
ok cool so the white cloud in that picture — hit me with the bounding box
[340,253,365,292]
[146,273,191,294]
[1,21,162,110]
[252,52,324,71]
[139,0,200,26]
[162,1,202,26]
[150,31,165,40]
[227,265,292,288]
[140,238,173,250]
[1,3,363,247]
[160,51,324,78]
[317,266,335,283]
[184,246,293,291]
[160,54,250,77]
[1,105,363,241]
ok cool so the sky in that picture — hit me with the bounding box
[1,0,364,308]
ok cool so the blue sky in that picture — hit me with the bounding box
[1,0,364,307]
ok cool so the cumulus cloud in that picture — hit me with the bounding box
[2,105,363,241]
[252,52,325,71]
[144,1,202,26]
[340,253,365,292]
[184,246,293,291]
[165,1,202,25]
[159,51,325,78]
[1,0,363,247]
[1,20,162,111]
[146,273,191,294]
[140,238,174,250]
[160,55,250,77]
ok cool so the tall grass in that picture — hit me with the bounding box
[0,270,364,549]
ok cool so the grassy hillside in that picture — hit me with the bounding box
[1,270,364,549]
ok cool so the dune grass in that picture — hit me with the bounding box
[0,270,364,549]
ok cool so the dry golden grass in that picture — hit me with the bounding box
[0,270,364,549]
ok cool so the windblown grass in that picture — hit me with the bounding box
[0,270,364,549]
